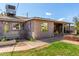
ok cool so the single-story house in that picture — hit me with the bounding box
[0,15,73,40]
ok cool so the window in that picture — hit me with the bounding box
[3,22,9,33]
[12,23,21,30]
[41,22,48,32]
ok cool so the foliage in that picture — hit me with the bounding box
[29,37,36,41]
[1,36,7,41]
[73,16,79,34]
[54,30,59,35]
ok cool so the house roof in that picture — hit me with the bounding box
[0,15,73,24]
[0,15,29,22]
[30,17,72,24]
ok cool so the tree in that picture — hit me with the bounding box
[73,16,79,34]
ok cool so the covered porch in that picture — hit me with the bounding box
[54,22,72,36]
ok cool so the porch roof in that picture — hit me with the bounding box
[0,16,73,24]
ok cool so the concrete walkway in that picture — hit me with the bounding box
[0,40,49,53]
[0,35,63,53]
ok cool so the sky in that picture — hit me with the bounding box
[0,3,79,23]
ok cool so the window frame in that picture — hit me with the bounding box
[41,22,48,32]
[12,23,21,31]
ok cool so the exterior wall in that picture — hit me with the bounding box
[24,21,30,38]
[31,20,54,39]
[0,21,25,39]
[24,21,32,39]
[24,20,36,39]
[0,19,71,40]
[0,22,4,37]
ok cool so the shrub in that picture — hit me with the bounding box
[29,37,36,41]
[1,36,7,42]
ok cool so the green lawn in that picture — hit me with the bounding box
[0,41,79,56]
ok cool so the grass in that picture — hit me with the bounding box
[0,41,79,56]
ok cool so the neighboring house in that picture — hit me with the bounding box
[0,15,73,40]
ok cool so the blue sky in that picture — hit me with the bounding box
[0,3,79,22]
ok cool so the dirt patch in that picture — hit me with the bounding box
[64,35,79,41]
[61,40,79,45]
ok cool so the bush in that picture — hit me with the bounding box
[0,36,12,42]
[1,36,7,42]
[29,37,36,41]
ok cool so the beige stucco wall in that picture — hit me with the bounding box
[31,20,54,39]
